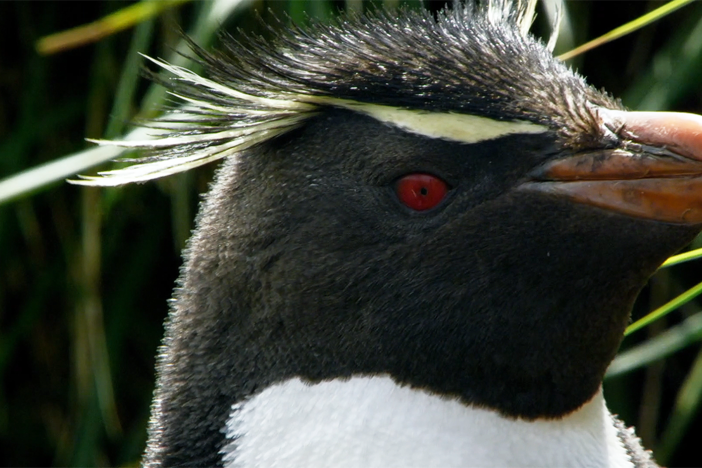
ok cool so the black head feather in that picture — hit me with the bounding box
[80,1,623,186]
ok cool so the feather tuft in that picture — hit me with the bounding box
[76,0,618,186]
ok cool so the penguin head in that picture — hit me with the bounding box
[81,1,702,465]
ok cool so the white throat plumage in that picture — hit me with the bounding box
[221,375,633,468]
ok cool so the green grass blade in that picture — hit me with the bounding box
[105,18,156,139]
[656,346,702,464]
[0,0,256,206]
[622,10,702,111]
[557,0,695,61]
[607,312,702,378]
[661,248,702,268]
[36,0,191,55]
[626,281,702,336]
[0,145,127,205]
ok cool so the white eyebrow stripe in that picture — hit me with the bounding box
[315,98,549,144]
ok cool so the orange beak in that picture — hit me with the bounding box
[522,110,702,224]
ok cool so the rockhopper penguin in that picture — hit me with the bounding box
[81,0,702,466]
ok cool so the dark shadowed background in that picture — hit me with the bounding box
[1,1,702,466]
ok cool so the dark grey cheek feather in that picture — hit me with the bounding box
[144,111,699,468]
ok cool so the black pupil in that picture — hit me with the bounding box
[420,186,428,196]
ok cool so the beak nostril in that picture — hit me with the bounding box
[601,110,702,162]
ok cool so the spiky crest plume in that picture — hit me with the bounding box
[74,0,617,187]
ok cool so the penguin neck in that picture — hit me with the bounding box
[221,375,634,468]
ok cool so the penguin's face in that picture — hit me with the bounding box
[77,2,702,465]
[185,103,700,420]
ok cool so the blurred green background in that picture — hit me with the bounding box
[1,0,702,466]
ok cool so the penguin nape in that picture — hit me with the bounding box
[79,1,702,467]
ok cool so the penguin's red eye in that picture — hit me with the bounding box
[396,173,449,211]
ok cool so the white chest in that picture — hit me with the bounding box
[221,376,634,468]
